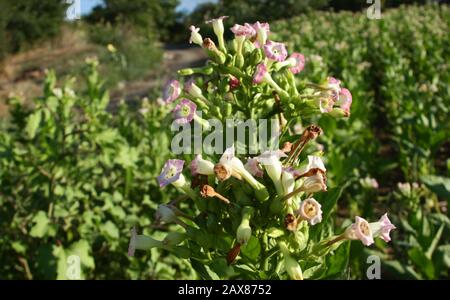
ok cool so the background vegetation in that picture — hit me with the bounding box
[0,1,448,279]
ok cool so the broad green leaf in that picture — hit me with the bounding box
[100,221,119,239]
[190,259,219,280]
[407,247,435,279]
[241,236,260,262]
[30,211,50,238]
[420,175,450,200]
[25,110,42,139]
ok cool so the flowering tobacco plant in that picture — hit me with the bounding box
[128,18,396,279]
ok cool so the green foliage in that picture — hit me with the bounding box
[86,0,180,40]
[0,0,68,59]
[273,3,449,279]
[0,60,187,279]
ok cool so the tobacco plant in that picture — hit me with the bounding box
[129,18,396,279]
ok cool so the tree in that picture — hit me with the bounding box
[86,0,180,39]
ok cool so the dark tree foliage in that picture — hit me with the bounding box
[0,0,68,59]
[328,0,435,12]
[86,0,180,39]
[187,0,329,26]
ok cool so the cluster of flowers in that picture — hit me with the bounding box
[128,17,395,280]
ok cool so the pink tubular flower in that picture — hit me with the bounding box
[157,159,185,188]
[336,88,352,116]
[253,63,268,84]
[244,158,264,178]
[370,213,396,242]
[298,198,323,225]
[230,23,255,38]
[172,99,197,124]
[253,21,270,47]
[326,76,342,100]
[289,53,305,74]
[163,80,181,104]
[264,41,288,62]
[347,216,375,246]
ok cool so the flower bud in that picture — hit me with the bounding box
[155,204,177,223]
[203,38,226,64]
[278,241,303,280]
[236,207,254,245]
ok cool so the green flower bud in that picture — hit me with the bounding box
[249,48,263,66]
[235,53,245,68]
[203,38,226,65]
[236,206,254,245]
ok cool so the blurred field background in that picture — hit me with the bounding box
[0,0,449,279]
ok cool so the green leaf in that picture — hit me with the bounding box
[267,227,285,238]
[25,110,42,139]
[190,259,219,280]
[316,187,344,224]
[435,245,450,269]
[30,211,50,238]
[420,175,450,200]
[241,236,260,262]
[407,247,435,279]
[67,240,95,269]
[322,241,350,279]
[100,221,119,239]
[425,224,444,259]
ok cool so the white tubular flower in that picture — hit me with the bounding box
[190,154,215,176]
[298,198,323,225]
[281,168,295,196]
[256,150,287,196]
[206,16,228,52]
[128,227,163,257]
[217,145,269,202]
[296,155,326,177]
[300,169,327,193]
[189,25,203,46]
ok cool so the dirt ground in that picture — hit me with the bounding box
[0,36,206,117]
